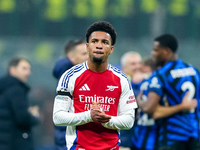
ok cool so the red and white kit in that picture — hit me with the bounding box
[53,61,137,150]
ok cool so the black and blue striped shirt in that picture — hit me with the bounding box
[149,59,200,146]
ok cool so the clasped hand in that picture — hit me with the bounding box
[90,101,111,123]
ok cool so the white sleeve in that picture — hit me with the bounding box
[102,109,135,130]
[53,67,92,126]
[102,77,137,130]
[53,95,93,126]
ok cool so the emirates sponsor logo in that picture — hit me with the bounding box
[79,95,116,111]
[79,95,115,104]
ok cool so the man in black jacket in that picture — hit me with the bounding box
[0,57,40,150]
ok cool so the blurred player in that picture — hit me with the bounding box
[132,57,197,150]
[141,34,200,150]
[131,57,158,150]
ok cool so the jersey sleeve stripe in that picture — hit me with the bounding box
[110,65,132,90]
[64,66,84,88]
[84,61,88,69]
[61,68,74,87]
[108,64,111,70]
[61,64,84,88]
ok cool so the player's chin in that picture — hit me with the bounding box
[92,57,103,64]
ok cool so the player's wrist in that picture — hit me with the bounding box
[85,110,93,122]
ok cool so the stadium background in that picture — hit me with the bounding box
[0,0,199,149]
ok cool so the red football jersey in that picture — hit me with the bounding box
[54,62,137,150]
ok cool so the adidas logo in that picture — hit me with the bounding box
[79,84,90,91]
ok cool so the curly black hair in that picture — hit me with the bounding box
[154,34,178,53]
[86,21,117,46]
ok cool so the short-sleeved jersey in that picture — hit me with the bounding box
[56,61,137,150]
[132,73,158,150]
[149,59,200,146]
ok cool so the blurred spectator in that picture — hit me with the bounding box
[141,57,158,77]
[120,51,144,149]
[0,57,40,150]
[53,38,88,150]
[121,51,143,96]
[53,38,88,79]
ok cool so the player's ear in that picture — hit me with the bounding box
[86,43,89,51]
[165,47,174,55]
[9,66,16,76]
[165,47,172,53]
[162,47,169,55]
[164,47,174,59]
[109,46,114,54]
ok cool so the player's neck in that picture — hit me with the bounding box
[87,60,108,72]
[165,54,178,65]
[168,54,177,62]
